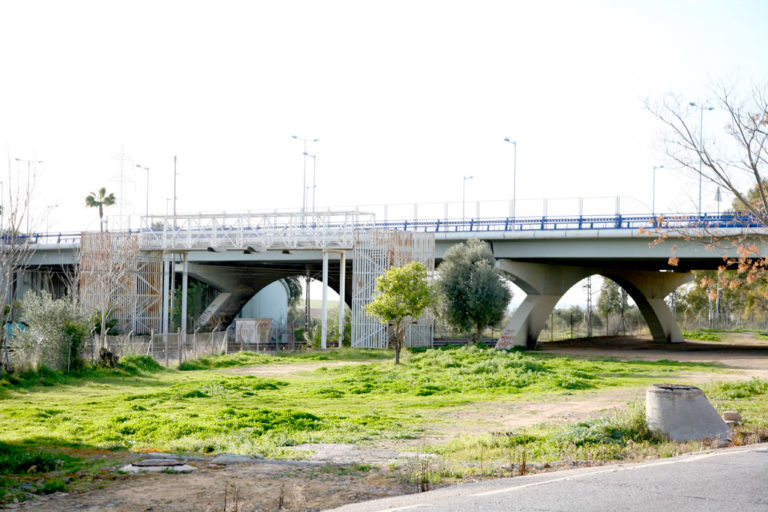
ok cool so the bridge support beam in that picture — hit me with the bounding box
[496,261,693,349]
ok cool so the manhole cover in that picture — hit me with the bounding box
[132,459,185,467]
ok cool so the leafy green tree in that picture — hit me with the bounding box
[365,262,435,364]
[556,305,584,338]
[597,279,636,335]
[85,187,116,233]
[436,240,511,343]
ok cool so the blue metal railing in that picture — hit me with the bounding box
[13,212,764,246]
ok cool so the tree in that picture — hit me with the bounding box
[0,159,36,374]
[650,85,768,225]
[85,187,116,233]
[555,305,584,339]
[79,233,140,348]
[436,240,511,343]
[649,85,768,309]
[12,290,89,372]
[365,262,435,364]
[597,279,634,336]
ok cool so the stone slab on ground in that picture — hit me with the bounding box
[209,454,263,465]
[120,459,197,474]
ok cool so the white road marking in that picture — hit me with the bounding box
[374,506,428,512]
[471,449,738,497]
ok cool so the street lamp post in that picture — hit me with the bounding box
[136,164,150,227]
[291,135,319,213]
[689,102,715,216]
[652,165,664,217]
[462,176,474,224]
[304,152,317,212]
[45,204,59,237]
[14,158,43,234]
[503,138,517,220]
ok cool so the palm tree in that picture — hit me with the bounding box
[85,187,116,233]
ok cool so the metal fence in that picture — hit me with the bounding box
[85,331,228,367]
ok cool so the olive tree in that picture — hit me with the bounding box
[436,240,511,343]
[365,262,434,364]
[12,290,89,372]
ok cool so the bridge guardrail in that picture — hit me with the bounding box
[25,211,766,247]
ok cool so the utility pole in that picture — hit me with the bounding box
[14,158,42,234]
[305,265,312,340]
[304,152,317,212]
[173,156,178,219]
[291,135,319,213]
[689,102,715,217]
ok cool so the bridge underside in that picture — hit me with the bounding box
[187,258,353,327]
[496,260,693,349]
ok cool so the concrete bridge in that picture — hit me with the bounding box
[18,210,768,349]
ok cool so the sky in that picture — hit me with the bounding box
[2,0,768,305]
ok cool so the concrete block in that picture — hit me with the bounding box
[646,384,732,443]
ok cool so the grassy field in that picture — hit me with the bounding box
[1,346,766,503]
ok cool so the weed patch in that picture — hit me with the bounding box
[707,378,768,399]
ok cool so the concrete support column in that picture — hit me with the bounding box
[181,254,188,347]
[321,251,329,349]
[497,261,590,349]
[495,261,693,350]
[609,270,692,343]
[338,251,346,348]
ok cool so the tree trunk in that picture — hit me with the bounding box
[393,321,404,365]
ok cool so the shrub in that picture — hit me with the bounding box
[11,291,89,372]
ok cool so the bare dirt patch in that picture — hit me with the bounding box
[226,361,370,378]
[12,460,415,512]
[540,335,768,376]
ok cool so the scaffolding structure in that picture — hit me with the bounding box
[351,230,435,349]
[79,233,163,335]
[139,210,375,252]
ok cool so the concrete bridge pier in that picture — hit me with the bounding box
[495,261,693,349]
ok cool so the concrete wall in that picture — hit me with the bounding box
[237,280,289,325]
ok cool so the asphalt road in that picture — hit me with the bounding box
[329,444,768,512]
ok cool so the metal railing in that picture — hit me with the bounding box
[27,211,764,248]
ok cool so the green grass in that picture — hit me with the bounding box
[0,346,753,503]
[682,330,721,341]
[178,348,391,370]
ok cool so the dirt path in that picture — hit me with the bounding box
[10,460,415,512]
[226,360,370,378]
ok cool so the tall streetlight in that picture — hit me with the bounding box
[462,175,474,223]
[652,164,664,217]
[45,204,59,237]
[689,102,715,216]
[304,152,317,212]
[503,138,517,220]
[291,135,319,213]
[15,158,43,234]
[136,164,150,227]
